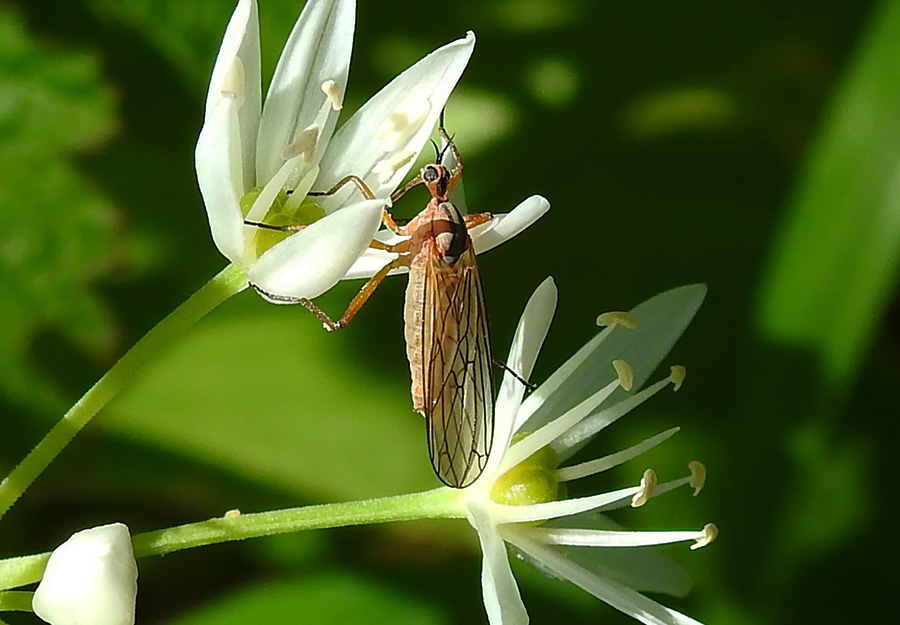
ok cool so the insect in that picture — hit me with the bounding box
[248,115,495,488]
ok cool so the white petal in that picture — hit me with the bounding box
[256,0,354,182]
[477,277,556,485]
[195,95,247,265]
[202,0,261,194]
[470,195,550,255]
[32,523,138,625]
[248,198,385,300]
[504,528,704,625]
[516,285,706,440]
[468,502,529,625]
[316,32,476,208]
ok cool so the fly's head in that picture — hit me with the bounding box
[422,164,451,201]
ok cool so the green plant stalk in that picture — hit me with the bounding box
[0,264,249,520]
[0,487,465,592]
[0,591,32,612]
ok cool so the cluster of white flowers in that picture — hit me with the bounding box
[29,1,714,625]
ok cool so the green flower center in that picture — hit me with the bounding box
[241,186,327,257]
[490,441,561,506]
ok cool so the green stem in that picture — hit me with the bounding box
[0,264,248,520]
[0,591,33,612]
[0,488,465,590]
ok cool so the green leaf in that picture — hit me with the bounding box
[0,8,121,412]
[104,298,438,501]
[168,571,447,625]
[756,0,900,385]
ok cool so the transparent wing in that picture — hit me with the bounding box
[422,245,494,488]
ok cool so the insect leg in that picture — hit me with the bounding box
[390,173,425,204]
[308,174,377,201]
[276,254,411,331]
[438,110,464,188]
[492,357,536,391]
[463,212,493,230]
[243,220,306,232]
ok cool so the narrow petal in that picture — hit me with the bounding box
[248,198,385,300]
[256,0,354,182]
[477,278,557,485]
[504,528,704,625]
[470,195,550,255]
[195,96,246,264]
[316,32,476,208]
[339,196,544,282]
[202,0,261,194]
[516,285,707,439]
[468,502,529,625]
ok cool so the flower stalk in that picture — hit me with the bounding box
[0,265,249,520]
[0,487,463,593]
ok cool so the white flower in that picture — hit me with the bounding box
[460,278,715,625]
[196,0,548,300]
[32,523,138,625]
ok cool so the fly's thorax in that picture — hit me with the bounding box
[408,200,468,265]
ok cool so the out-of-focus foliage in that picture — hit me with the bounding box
[1,0,897,624]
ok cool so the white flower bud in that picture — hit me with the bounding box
[32,523,138,625]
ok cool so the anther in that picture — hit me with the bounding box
[596,311,637,329]
[282,124,320,162]
[221,57,245,105]
[613,359,634,392]
[669,365,686,391]
[691,523,718,550]
[631,468,657,507]
[688,461,706,496]
[373,150,416,184]
[321,79,342,111]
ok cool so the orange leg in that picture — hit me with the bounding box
[252,250,410,331]
[464,212,493,230]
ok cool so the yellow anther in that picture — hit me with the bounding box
[378,100,430,149]
[321,79,342,111]
[688,461,706,496]
[224,509,241,519]
[373,150,416,184]
[691,523,718,550]
[596,311,637,329]
[282,124,320,162]
[613,359,634,391]
[669,365,686,391]
[221,57,245,106]
[631,468,657,507]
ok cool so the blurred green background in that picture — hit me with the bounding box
[1,0,898,623]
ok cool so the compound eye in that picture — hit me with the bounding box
[423,166,440,183]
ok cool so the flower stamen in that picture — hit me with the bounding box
[556,427,680,482]
[691,523,718,550]
[670,365,686,391]
[630,468,657,507]
[321,79,342,110]
[689,460,706,496]
[282,124,320,162]
[596,311,637,329]
[612,359,634,391]
[221,57,245,104]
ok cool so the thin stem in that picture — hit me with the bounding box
[0,488,465,590]
[0,264,249,520]
[0,591,33,612]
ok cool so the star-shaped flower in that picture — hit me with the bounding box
[195,0,548,301]
[458,278,715,625]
